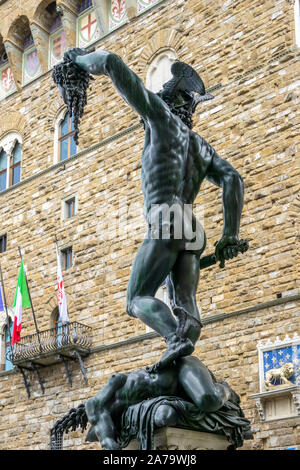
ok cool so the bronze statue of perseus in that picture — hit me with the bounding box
[53,48,248,372]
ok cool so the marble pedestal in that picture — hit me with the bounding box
[124,427,231,450]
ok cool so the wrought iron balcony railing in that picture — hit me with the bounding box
[11,321,92,365]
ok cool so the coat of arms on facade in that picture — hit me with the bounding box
[257,334,300,392]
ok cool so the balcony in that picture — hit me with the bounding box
[12,321,92,366]
[9,322,92,396]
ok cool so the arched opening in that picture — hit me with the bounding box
[8,16,42,85]
[146,49,177,93]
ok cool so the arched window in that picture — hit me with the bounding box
[23,33,42,85]
[0,149,7,192]
[146,49,177,93]
[10,142,21,186]
[0,133,22,190]
[77,0,101,48]
[109,0,128,31]
[49,9,67,68]
[58,112,77,161]
[52,307,62,332]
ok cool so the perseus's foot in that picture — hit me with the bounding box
[146,335,194,374]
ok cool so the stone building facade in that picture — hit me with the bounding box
[0,0,299,450]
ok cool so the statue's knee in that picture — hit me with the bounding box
[85,398,97,425]
[196,393,222,413]
[154,405,177,428]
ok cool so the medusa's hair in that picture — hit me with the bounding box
[52,57,94,144]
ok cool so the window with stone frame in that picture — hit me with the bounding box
[109,0,128,31]
[22,33,42,85]
[0,149,7,192]
[0,234,7,253]
[58,112,77,161]
[4,319,13,371]
[48,6,67,68]
[77,0,101,48]
[61,246,73,270]
[0,134,22,190]
[63,195,77,220]
[0,48,16,101]
[146,49,177,93]
[10,141,21,186]
[0,313,13,372]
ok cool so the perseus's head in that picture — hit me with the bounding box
[156,61,214,129]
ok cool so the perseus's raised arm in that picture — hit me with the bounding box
[70,49,167,122]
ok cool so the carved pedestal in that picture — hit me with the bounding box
[124,427,231,450]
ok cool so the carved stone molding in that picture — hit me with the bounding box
[292,391,300,414]
[255,398,265,422]
[250,387,300,422]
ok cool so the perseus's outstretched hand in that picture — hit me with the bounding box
[63,47,87,64]
[52,48,95,144]
[215,236,249,268]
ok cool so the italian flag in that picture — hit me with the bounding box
[11,260,31,345]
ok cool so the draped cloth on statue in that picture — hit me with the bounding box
[117,396,252,450]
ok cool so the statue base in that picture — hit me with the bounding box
[124,427,231,450]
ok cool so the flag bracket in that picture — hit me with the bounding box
[17,366,31,399]
[56,354,73,387]
[28,362,45,394]
[71,350,88,385]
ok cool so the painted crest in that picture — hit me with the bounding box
[1,66,16,93]
[25,49,41,79]
[138,0,157,13]
[109,0,128,30]
[257,334,300,392]
[79,11,98,43]
[53,31,67,61]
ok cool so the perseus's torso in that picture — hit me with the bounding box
[141,113,215,215]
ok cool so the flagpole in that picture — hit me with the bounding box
[17,246,42,352]
[0,263,14,362]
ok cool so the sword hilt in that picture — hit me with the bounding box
[199,239,249,270]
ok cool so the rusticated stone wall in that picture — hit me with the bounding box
[0,0,299,450]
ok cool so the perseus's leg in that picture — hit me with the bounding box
[166,251,203,345]
[126,238,194,369]
[126,238,178,337]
